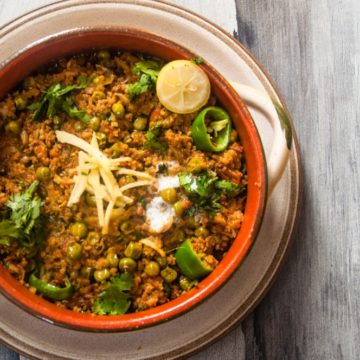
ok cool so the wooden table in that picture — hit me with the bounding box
[0,1,359,359]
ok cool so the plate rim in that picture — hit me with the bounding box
[0,1,303,359]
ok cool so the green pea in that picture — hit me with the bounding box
[89,116,100,131]
[179,275,194,291]
[161,188,177,204]
[173,201,185,217]
[94,268,110,282]
[96,132,107,149]
[80,266,94,279]
[110,142,122,158]
[70,222,88,238]
[171,230,185,243]
[14,95,27,110]
[161,267,177,283]
[74,121,85,132]
[93,91,106,99]
[97,49,111,61]
[5,121,21,135]
[112,102,125,119]
[106,252,119,268]
[67,243,83,261]
[120,221,135,234]
[53,116,62,128]
[85,192,96,206]
[36,166,51,181]
[124,242,142,259]
[92,76,102,85]
[145,261,160,277]
[87,231,100,245]
[133,117,147,131]
[230,129,238,142]
[195,227,209,238]
[186,218,196,229]
[156,256,168,269]
[119,257,137,273]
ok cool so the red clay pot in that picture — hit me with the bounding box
[0,28,266,331]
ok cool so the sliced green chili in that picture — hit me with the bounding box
[28,273,73,300]
[191,106,231,152]
[175,239,213,280]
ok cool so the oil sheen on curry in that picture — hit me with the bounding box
[0,50,247,315]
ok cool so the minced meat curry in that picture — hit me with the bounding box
[0,50,247,315]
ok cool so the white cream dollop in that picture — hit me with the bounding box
[157,175,180,191]
[146,196,175,233]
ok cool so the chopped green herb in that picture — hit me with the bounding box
[178,172,243,216]
[132,60,160,81]
[215,180,243,197]
[144,126,168,153]
[163,282,171,296]
[191,57,205,65]
[127,60,160,99]
[6,180,41,236]
[0,221,22,246]
[157,163,168,174]
[62,97,91,124]
[0,181,44,247]
[139,198,146,208]
[28,75,92,122]
[127,74,154,99]
[93,273,134,315]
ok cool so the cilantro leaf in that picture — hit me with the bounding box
[6,180,41,236]
[156,163,168,174]
[62,98,91,124]
[110,272,133,291]
[0,181,44,247]
[215,180,242,197]
[127,74,154,99]
[178,172,242,216]
[178,172,221,216]
[191,57,205,65]
[132,60,160,81]
[0,220,24,246]
[29,76,92,122]
[144,126,168,153]
[127,60,160,99]
[93,273,134,315]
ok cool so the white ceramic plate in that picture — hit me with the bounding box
[0,1,302,359]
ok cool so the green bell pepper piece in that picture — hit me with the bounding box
[191,106,231,152]
[175,239,213,280]
[29,273,74,300]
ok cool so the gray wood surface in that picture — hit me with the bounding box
[0,0,359,359]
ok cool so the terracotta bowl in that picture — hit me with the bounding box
[0,28,266,331]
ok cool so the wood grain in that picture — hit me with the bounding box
[234,0,360,359]
[0,0,359,359]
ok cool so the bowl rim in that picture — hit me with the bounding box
[0,26,267,331]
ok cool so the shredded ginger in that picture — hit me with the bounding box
[56,131,154,234]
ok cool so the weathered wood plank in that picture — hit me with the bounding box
[234,0,360,359]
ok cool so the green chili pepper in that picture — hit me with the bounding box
[28,273,73,300]
[191,106,231,152]
[175,239,213,280]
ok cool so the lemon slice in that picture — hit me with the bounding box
[156,60,211,114]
